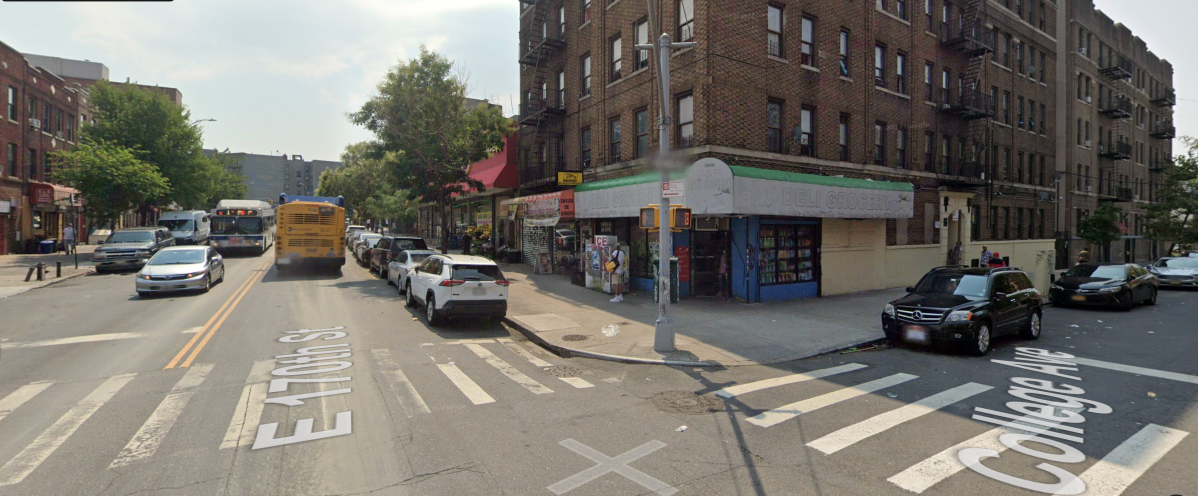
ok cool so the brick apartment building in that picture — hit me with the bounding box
[0,41,88,254]
[513,0,1079,301]
[1057,0,1175,266]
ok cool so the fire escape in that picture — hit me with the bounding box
[1149,86,1176,176]
[517,0,567,190]
[936,0,994,189]
[1096,52,1134,203]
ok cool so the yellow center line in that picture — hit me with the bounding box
[164,260,271,369]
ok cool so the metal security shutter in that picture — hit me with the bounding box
[522,225,550,265]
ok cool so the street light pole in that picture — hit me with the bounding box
[191,118,217,125]
[637,33,695,353]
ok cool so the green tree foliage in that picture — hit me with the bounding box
[1145,137,1198,254]
[317,142,418,230]
[83,81,213,209]
[51,139,169,228]
[349,47,513,252]
[202,150,249,207]
[1078,202,1123,261]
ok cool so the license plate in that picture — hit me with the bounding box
[472,285,487,296]
[1071,295,1086,301]
[1168,280,1181,285]
[903,325,928,343]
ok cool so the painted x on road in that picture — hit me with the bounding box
[547,438,676,496]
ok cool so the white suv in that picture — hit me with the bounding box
[405,254,509,326]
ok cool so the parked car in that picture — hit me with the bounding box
[1049,263,1158,310]
[355,236,382,265]
[371,235,430,277]
[350,231,378,255]
[345,225,366,245]
[156,210,211,245]
[1149,257,1198,288]
[405,254,509,326]
[92,227,176,273]
[135,245,225,297]
[555,227,577,253]
[388,249,438,294]
[882,266,1043,356]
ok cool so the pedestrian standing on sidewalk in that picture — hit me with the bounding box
[980,246,992,268]
[609,246,626,303]
[62,226,76,255]
[1077,248,1091,264]
[988,251,1005,268]
[461,232,472,256]
[949,241,963,266]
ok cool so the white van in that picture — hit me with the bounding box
[157,210,211,245]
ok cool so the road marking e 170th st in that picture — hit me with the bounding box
[250,327,355,450]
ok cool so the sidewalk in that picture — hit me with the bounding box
[0,245,96,300]
[499,262,901,367]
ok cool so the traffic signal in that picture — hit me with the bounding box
[639,207,658,229]
[639,205,692,231]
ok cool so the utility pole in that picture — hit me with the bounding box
[636,32,695,353]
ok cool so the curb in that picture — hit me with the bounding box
[0,268,93,300]
[503,316,888,367]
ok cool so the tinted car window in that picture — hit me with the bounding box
[452,265,504,281]
[410,254,432,265]
[1158,258,1198,268]
[1017,273,1034,290]
[397,252,408,264]
[108,231,155,244]
[377,238,391,250]
[1065,265,1127,280]
[394,238,428,250]
[914,273,989,298]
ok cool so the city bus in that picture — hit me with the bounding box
[211,200,276,255]
[275,194,346,272]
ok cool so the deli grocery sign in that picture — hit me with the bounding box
[734,177,913,219]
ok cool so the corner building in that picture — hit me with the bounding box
[517,0,1064,301]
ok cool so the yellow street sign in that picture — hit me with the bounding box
[557,172,582,186]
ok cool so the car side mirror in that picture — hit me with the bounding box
[993,292,1007,299]
[905,286,914,293]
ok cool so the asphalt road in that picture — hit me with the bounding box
[0,250,1195,496]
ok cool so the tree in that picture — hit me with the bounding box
[52,139,169,228]
[202,150,249,207]
[349,47,513,252]
[1145,137,1198,255]
[83,81,213,210]
[1078,202,1123,262]
[317,142,419,231]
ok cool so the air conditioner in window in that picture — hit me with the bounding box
[55,131,63,139]
[799,135,810,145]
[1079,47,1088,56]
[1134,194,1141,201]
[1027,66,1038,76]
[1085,185,1094,193]
[1085,140,1092,147]
[1086,96,1092,103]
[28,118,40,129]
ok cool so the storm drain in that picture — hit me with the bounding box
[541,365,588,378]
[562,334,588,342]
[650,391,726,415]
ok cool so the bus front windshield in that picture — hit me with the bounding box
[213,217,263,235]
[158,219,194,231]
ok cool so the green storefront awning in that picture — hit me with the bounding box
[573,170,686,192]
[727,166,913,192]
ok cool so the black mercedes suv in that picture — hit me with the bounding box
[881,266,1044,356]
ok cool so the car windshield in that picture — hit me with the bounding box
[148,250,206,265]
[452,264,503,281]
[1065,265,1127,279]
[107,232,154,244]
[913,274,989,298]
[363,237,381,248]
[213,217,263,235]
[409,254,432,264]
[158,219,193,231]
[1156,258,1198,268]
[393,238,428,250]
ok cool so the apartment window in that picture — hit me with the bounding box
[923,62,934,101]
[941,69,951,103]
[895,52,907,94]
[581,127,592,168]
[1078,27,1085,54]
[767,99,783,153]
[840,113,851,161]
[1002,148,1011,181]
[768,5,784,57]
[296,171,302,178]
[1002,91,1010,124]
[924,132,935,171]
[27,97,36,122]
[1076,73,1084,100]
[557,70,566,107]
[874,121,887,165]
[609,117,622,163]
[1016,208,1024,240]
[581,55,592,96]
[27,149,36,179]
[582,0,591,24]
[1040,51,1047,83]
[875,44,886,87]
[941,136,950,169]
[1039,209,1046,238]
[560,5,566,35]
[1084,120,1090,143]
[1016,0,1023,17]
[801,16,815,65]
[1028,99,1035,130]
[43,103,51,131]
[6,143,15,176]
[925,0,935,30]
[1039,103,1046,134]
[1017,152,1025,183]
[1003,207,1011,240]
[991,206,999,239]
[897,0,907,19]
[635,19,650,69]
[1085,76,1092,100]
[556,138,565,168]
[1017,96,1024,128]
[635,108,650,158]
[5,86,14,121]
[678,0,694,42]
[839,30,850,76]
[610,34,623,81]
[896,126,908,168]
[677,93,694,147]
[798,106,814,156]
[66,114,74,141]
[1002,33,1011,66]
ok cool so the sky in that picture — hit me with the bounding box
[0,0,1192,162]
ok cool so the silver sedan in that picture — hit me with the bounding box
[387,250,438,295]
[135,246,226,297]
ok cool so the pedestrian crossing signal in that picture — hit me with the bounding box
[639,207,658,229]
[639,206,692,231]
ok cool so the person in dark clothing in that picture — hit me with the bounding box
[461,233,472,255]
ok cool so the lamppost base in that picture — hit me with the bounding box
[653,319,676,352]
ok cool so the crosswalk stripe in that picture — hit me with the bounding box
[0,332,149,350]
[807,382,993,454]
[0,382,53,424]
[1065,424,1189,496]
[436,363,495,405]
[887,425,1011,493]
[746,373,919,428]
[0,373,136,487]
[713,363,869,398]
[110,364,215,468]
[1060,357,1198,385]
[464,344,554,395]
[369,349,430,417]
[500,341,595,389]
[220,360,275,449]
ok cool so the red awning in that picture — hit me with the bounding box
[454,133,519,197]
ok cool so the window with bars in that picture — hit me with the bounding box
[767,99,783,153]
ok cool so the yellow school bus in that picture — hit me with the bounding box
[275,195,346,272]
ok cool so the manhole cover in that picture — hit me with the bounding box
[562,334,588,342]
[650,391,725,415]
[542,365,587,378]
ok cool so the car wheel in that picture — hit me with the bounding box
[217,266,225,283]
[201,274,212,293]
[1145,287,1158,306]
[426,294,443,326]
[137,291,151,298]
[1120,291,1135,311]
[968,322,992,356]
[885,333,903,347]
[1019,311,1041,340]
[405,284,416,307]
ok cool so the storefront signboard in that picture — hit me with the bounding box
[475,211,493,225]
[734,177,913,219]
[31,184,54,205]
[521,190,575,227]
[684,158,734,215]
[0,200,10,214]
[575,181,662,219]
